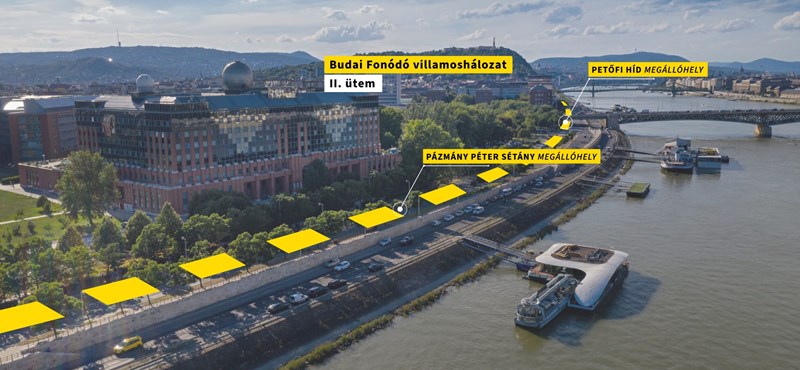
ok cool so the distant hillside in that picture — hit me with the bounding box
[710,58,800,74]
[531,51,688,74]
[0,46,319,84]
[369,46,536,77]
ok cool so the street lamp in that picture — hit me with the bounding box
[181,236,187,259]
[318,202,324,213]
[405,179,411,193]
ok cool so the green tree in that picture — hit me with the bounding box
[227,206,270,237]
[65,245,95,289]
[58,225,83,253]
[126,258,168,288]
[188,189,252,216]
[155,202,183,240]
[189,240,213,259]
[97,242,126,276]
[55,150,119,227]
[36,195,48,207]
[93,218,125,251]
[267,224,293,240]
[303,210,349,236]
[27,220,36,235]
[133,223,176,262]
[228,232,259,266]
[22,281,80,316]
[182,213,230,246]
[399,118,464,169]
[379,107,404,149]
[125,210,151,248]
[453,93,474,105]
[302,159,331,193]
[30,248,65,287]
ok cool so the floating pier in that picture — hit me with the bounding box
[626,182,650,198]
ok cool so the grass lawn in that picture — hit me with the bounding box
[0,190,62,222]
[0,214,105,246]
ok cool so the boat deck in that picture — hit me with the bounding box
[551,244,614,264]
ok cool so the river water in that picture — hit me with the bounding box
[310,91,800,370]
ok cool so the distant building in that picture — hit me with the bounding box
[780,89,800,100]
[529,84,553,106]
[4,95,94,164]
[0,97,13,166]
[475,85,493,104]
[374,74,401,106]
[19,63,400,214]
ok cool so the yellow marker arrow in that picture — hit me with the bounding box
[564,108,572,116]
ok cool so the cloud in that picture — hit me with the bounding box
[644,22,671,32]
[458,1,552,19]
[583,21,635,35]
[683,7,709,20]
[684,18,754,33]
[539,25,578,39]
[71,13,107,24]
[356,5,383,14]
[276,34,295,43]
[416,18,429,26]
[245,37,263,44]
[308,21,392,43]
[543,5,583,23]
[774,11,800,30]
[97,6,126,15]
[458,28,488,41]
[47,37,63,44]
[325,9,348,20]
[156,10,170,15]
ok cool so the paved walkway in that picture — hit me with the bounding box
[0,211,66,226]
[0,185,62,204]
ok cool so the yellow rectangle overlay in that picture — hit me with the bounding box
[349,206,404,229]
[477,167,508,183]
[83,277,159,306]
[267,229,330,254]
[588,62,708,77]
[545,136,563,148]
[423,149,600,164]
[325,56,513,74]
[179,253,245,279]
[0,302,64,334]
[420,184,467,205]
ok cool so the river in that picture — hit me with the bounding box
[308,91,800,370]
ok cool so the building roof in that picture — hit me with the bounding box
[3,95,96,113]
[89,92,364,112]
[535,243,629,309]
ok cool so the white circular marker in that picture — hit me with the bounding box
[392,202,409,216]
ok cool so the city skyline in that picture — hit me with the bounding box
[1,0,799,62]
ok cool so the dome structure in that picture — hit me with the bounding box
[222,61,254,92]
[136,74,155,93]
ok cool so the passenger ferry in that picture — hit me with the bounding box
[659,138,694,173]
[515,243,629,328]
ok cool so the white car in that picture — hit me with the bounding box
[379,237,392,246]
[443,214,455,222]
[536,176,543,182]
[472,206,485,215]
[455,210,464,217]
[430,220,442,227]
[535,182,543,187]
[288,293,308,305]
[325,258,340,268]
[334,261,351,272]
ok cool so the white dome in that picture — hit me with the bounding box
[136,74,155,93]
[222,61,253,92]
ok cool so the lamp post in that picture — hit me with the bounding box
[318,202,324,213]
[181,236,187,259]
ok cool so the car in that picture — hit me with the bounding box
[470,203,480,209]
[535,181,543,187]
[472,206,485,215]
[455,210,464,217]
[489,196,499,202]
[556,172,563,177]
[267,302,289,314]
[500,188,513,197]
[325,258,340,268]
[430,220,442,227]
[327,279,348,289]
[334,261,351,272]
[513,185,522,192]
[288,293,309,305]
[368,262,385,272]
[536,176,543,182]
[463,205,475,213]
[399,236,415,246]
[443,214,455,222]
[379,237,392,246]
[480,201,489,206]
[113,336,143,355]
[308,286,328,298]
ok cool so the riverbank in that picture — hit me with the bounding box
[278,133,631,369]
[697,91,800,106]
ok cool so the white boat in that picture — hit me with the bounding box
[515,274,577,328]
[695,147,723,170]
[659,138,694,173]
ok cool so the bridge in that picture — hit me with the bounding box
[574,109,800,137]
[561,81,708,97]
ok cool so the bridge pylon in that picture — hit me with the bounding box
[755,124,772,138]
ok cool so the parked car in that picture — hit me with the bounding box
[325,258,340,268]
[430,220,442,227]
[536,176,543,182]
[327,279,348,289]
[463,205,475,213]
[288,293,309,305]
[368,262,385,272]
[535,181,543,187]
[443,214,455,222]
[480,201,489,206]
[455,210,464,217]
[379,237,392,247]
[399,236,415,246]
[334,261,351,272]
[489,196,499,202]
[267,302,289,314]
[113,336,143,355]
[472,206,485,215]
[308,286,328,298]
[500,188,513,197]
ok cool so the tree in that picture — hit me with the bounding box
[93,218,125,251]
[65,245,95,289]
[302,159,331,193]
[22,281,80,316]
[126,258,168,288]
[182,213,230,246]
[228,232,259,266]
[58,225,83,253]
[188,189,251,216]
[379,107,404,149]
[132,223,176,262]
[227,206,270,237]
[27,220,36,235]
[97,242,126,276]
[55,150,119,227]
[399,118,464,169]
[303,210,349,236]
[125,210,151,248]
[252,231,278,263]
[189,240,213,259]
[36,195,48,207]
[453,93,474,105]
[30,248,65,287]
[155,202,183,240]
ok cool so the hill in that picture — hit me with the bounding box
[709,58,800,74]
[0,46,319,84]
[531,51,688,74]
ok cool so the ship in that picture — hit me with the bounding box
[659,137,694,173]
[515,243,630,329]
[695,147,723,170]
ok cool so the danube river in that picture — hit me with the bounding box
[311,91,800,369]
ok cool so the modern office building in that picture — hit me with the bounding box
[529,84,554,106]
[19,63,400,213]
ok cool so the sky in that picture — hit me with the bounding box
[2,0,800,62]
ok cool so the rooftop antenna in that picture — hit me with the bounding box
[492,37,496,49]
[117,28,121,47]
